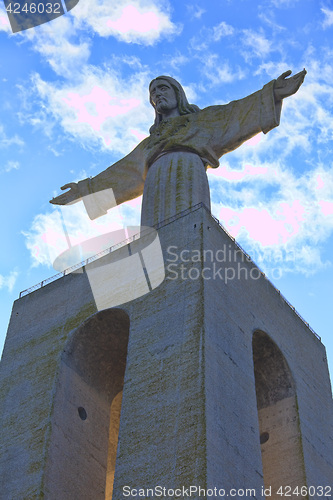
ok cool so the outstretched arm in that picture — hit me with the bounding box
[203,69,306,163]
[49,139,148,219]
[274,69,306,102]
[50,182,80,206]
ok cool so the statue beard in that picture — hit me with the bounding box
[155,99,168,114]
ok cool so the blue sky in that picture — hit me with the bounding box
[0,0,333,385]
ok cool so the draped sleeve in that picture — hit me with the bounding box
[182,80,282,168]
[76,138,149,219]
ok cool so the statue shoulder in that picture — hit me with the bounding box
[189,103,232,125]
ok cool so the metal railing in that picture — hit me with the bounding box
[19,202,321,341]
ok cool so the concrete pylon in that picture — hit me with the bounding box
[1,205,332,499]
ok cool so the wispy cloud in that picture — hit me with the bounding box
[214,62,246,84]
[19,1,179,80]
[255,61,294,79]
[212,21,234,41]
[321,7,333,28]
[73,0,181,44]
[164,51,189,70]
[24,198,140,269]
[258,11,286,32]
[0,270,19,292]
[186,4,206,20]
[28,68,152,155]
[23,16,91,79]
[190,20,235,52]
[270,0,301,7]
[197,54,246,87]
[242,29,273,59]
[0,124,24,148]
[0,4,11,33]
[209,159,333,278]
[15,5,171,155]
[1,160,20,173]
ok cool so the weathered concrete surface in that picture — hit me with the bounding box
[0,206,332,499]
[0,271,97,499]
[114,207,333,496]
[258,396,306,497]
[44,309,129,500]
[253,331,307,496]
[199,208,333,492]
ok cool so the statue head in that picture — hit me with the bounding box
[149,76,200,133]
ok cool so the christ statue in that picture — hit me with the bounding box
[50,70,306,227]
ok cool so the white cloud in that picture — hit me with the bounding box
[186,5,206,20]
[0,5,11,33]
[21,0,178,78]
[0,270,19,292]
[321,7,333,28]
[270,0,300,6]
[198,54,245,86]
[1,160,20,173]
[0,124,24,148]
[209,159,333,278]
[73,0,180,44]
[109,54,146,71]
[24,197,141,269]
[255,61,294,80]
[20,0,179,79]
[14,2,180,154]
[215,63,245,84]
[190,20,236,52]
[23,16,91,78]
[273,81,333,157]
[165,51,189,70]
[212,21,234,41]
[258,11,286,32]
[28,67,153,155]
[242,29,272,59]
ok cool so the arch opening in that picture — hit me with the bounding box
[252,331,307,497]
[45,308,129,499]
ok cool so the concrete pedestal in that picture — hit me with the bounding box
[1,206,332,499]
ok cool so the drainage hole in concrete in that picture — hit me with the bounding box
[78,407,87,420]
[260,432,269,444]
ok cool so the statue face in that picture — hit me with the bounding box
[149,79,179,116]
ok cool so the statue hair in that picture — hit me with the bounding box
[149,76,200,134]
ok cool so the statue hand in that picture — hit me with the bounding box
[50,183,81,206]
[274,69,307,101]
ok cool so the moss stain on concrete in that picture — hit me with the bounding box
[1,301,97,499]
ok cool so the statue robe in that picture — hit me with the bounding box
[77,80,281,225]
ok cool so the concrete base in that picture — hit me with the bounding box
[1,206,332,499]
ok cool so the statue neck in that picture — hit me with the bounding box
[160,108,181,121]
